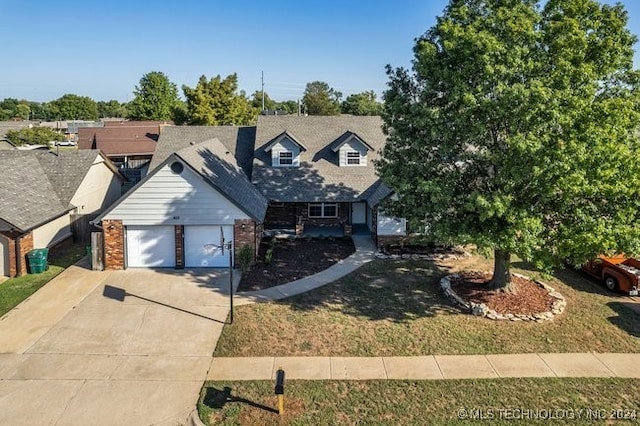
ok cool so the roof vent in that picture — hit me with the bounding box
[170,161,184,174]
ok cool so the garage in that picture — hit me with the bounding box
[126,226,175,268]
[185,225,233,267]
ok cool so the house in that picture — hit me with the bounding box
[77,121,171,177]
[252,115,406,243]
[95,116,406,270]
[0,150,124,277]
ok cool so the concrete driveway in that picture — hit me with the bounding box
[0,264,235,425]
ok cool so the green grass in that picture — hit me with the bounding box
[217,258,640,356]
[199,378,640,425]
[0,242,87,317]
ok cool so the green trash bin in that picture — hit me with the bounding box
[27,248,49,274]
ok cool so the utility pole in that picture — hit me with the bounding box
[261,71,265,112]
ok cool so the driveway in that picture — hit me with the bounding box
[0,264,235,425]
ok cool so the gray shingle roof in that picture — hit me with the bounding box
[34,150,105,207]
[0,150,104,231]
[151,126,256,178]
[174,139,268,221]
[253,115,387,202]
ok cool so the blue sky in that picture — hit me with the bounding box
[1,0,640,103]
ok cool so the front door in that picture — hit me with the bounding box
[352,202,367,224]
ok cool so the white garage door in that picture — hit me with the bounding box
[127,226,175,268]
[185,225,233,267]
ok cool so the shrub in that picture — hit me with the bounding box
[237,244,254,272]
[264,248,274,265]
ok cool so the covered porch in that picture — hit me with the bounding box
[263,223,370,239]
[263,201,372,237]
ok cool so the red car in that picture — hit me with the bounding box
[582,255,640,296]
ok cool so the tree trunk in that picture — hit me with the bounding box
[488,249,515,293]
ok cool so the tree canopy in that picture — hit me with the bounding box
[48,94,99,120]
[182,74,258,125]
[378,0,640,292]
[0,98,31,120]
[5,127,63,146]
[302,81,342,115]
[98,100,128,118]
[128,71,181,121]
[341,90,383,116]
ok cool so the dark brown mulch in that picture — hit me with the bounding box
[238,238,356,292]
[450,271,556,315]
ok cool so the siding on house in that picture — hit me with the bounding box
[377,211,407,236]
[338,141,368,167]
[270,138,301,167]
[70,156,122,213]
[101,163,250,226]
[32,213,72,248]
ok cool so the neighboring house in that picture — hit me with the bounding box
[95,116,406,271]
[77,121,170,175]
[0,150,124,277]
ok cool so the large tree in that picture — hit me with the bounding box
[378,0,640,292]
[182,74,258,125]
[49,94,98,120]
[341,90,383,116]
[128,71,181,121]
[97,100,128,118]
[302,81,342,115]
[250,90,277,112]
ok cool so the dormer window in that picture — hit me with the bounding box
[263,131,307,168]
[347,151,361,165]
[279,151,293,166]
[331,131,373,167]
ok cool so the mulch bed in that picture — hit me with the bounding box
[450,271,555,315]
[238,238,355,292]
[381,243,463,256]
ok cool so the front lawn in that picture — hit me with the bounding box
[0,242,86,317]
[217,257,640,356]
[199,378,640,425]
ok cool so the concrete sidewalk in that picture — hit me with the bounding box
[208,353,640,381]
[235,235,376,305]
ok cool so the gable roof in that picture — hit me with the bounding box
[175,139,268,221]
[262,131,307,152]
[97,138,268,223]
[151,125,256,178]
[77,125,160,157]
[329,131,374,152]
[0,150,117,232]
[252,115,387,202]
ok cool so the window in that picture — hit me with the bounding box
[308,202,338,218]
[278,151,293,165]
[347,151,360,165]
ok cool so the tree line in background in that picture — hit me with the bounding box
[0,72,383,125]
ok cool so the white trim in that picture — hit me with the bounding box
[308,202,338,218]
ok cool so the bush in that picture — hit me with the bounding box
[237,244,254,272]
[264,248,274,265]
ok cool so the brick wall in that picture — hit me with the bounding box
[234,219,259,265]
[175,225,184,269]
[1,231,33,277]
[103,220,124,270]
[264,204,296,227]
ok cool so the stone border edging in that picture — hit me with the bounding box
[440,272,566,322]
[375,249,470,261]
